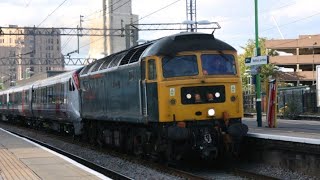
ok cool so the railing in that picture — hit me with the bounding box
[243,86,319,118]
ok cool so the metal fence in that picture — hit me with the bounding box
[243,86,319,117]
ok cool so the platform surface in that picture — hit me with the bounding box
[243,117,320,144]
[0,128,109,180]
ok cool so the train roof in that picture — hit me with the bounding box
[80,32,236,76]
[32,68,82,88]
[0,68,83,94]
[141,32,236,57]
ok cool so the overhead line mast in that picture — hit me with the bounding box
[186,0,197,32]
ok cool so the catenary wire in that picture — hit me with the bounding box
[37,0,68,27]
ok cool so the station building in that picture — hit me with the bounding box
[266,34,320,86]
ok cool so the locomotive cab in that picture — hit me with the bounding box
[141,33,248,159]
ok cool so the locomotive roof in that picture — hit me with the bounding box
[141,32,236,57]
[80,32,236,76]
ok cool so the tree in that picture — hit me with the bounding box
[238,38,279,92]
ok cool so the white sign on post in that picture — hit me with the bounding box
[316,65,320,107]
[245,55,269,66]
[245,56,269,75]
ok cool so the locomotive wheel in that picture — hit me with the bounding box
[133,135,143,156]
[133,129,146,156]
[88,121,98,145]
[124,130,134,154]
[96,124,105,148]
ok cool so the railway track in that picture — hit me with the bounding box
[233,168,280,180]
[0,123,285,180]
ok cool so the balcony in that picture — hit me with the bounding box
[278,71,314,82]
[266,39,298,49]
[269,54,320,65]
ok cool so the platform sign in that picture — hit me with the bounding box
[245,56,269,75]
[316,65,320,107]
[245,56,269,66]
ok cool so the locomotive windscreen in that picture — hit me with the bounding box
[201,54,236,75]
[162,55,199,78]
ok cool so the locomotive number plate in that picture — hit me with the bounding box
[170,88,175,96]
[231,85,236,93]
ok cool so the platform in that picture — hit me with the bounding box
[243,117,320,145]
[0,128,109,180]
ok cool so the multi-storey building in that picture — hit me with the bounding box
[89,0,138,58]
[266,35,320,86]
[0,25,64,88]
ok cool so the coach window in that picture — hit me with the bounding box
[48,86,53,104]
[25,91,28,103]
[69,78,75,91]
[148,59,157,80]
[61,84,65,104]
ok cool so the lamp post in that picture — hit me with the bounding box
[313,42,317,85]
[254,0,262,127]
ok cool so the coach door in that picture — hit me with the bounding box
[141,58,159,123]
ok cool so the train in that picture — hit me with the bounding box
[0,32,248,160]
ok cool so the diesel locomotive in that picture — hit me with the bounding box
[0,32,248,160]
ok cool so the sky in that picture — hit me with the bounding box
[1,0,320,67]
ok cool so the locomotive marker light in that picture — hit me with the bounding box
[186,93,192,99]
[215,92,220,98]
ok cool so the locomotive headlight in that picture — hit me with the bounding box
[215,92,220,98]
[186,93,192,99]
[208,108,215,117]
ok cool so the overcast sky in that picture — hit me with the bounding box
[1,0,320,62]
